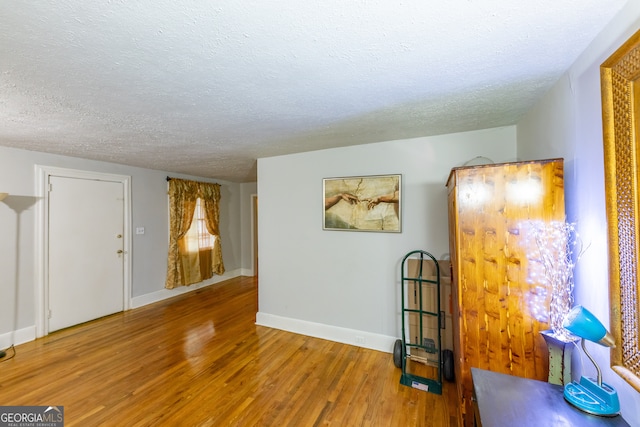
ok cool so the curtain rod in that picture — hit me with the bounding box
[166,176,220,185]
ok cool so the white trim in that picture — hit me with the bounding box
[0,326,36,349]
[3,270,244,349]
[35,165,132,338]
[238,267,253,277]
[255,312,396,354]
[131,269,243,309]
[251,193,257,277]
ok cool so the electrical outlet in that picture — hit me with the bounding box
[355,336,366,345]
[136,227,145,235]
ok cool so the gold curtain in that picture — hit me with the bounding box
[201,183,225,276]
[165,178,225,289]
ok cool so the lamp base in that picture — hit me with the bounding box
[564,376,620,416]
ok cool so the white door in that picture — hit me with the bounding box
[48,175,125,332]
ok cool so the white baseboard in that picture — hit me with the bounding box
[0,270,247,352]
[255,312,396,354]
[0,326,36,349]
[131,269,243,308]
[239,267,254,277]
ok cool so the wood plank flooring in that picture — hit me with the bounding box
[0,276,459,426]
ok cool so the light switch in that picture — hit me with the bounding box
[136,227,145,235]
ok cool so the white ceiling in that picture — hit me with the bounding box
[0,1,628,182]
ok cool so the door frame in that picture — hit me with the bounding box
[251,193,258,277]
[35,165,132,338]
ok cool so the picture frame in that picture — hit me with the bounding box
[323,174,401,232]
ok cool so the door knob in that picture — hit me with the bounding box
[117,250,123,254]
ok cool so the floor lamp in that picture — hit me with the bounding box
[0,192,8,359]
[0,193,36,361]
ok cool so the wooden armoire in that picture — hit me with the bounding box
[446,159,565,426]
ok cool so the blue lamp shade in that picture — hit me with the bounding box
[561,305,620,417]
[563,305,615,347]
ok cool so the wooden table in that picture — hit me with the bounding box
[471,368,630,426]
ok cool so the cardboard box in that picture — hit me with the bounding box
[406,259,451,311]
[408,311,440,364]
[405,258,454,353]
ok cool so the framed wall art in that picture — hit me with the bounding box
[323,174,401,232]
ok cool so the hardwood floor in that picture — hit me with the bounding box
[0,276,460,426]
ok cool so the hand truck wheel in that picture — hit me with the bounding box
[393,339,403,368]
[442,349,454,382]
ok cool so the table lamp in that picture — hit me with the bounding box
[562,305,620,416]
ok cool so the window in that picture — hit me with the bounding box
[165,178,224,289]
[183,198,215,253]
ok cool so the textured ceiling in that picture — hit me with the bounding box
[0,1,628,182]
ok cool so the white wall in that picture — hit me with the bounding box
[256,126,517,352]
[517,2,640,423]
[0,145,249,347]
